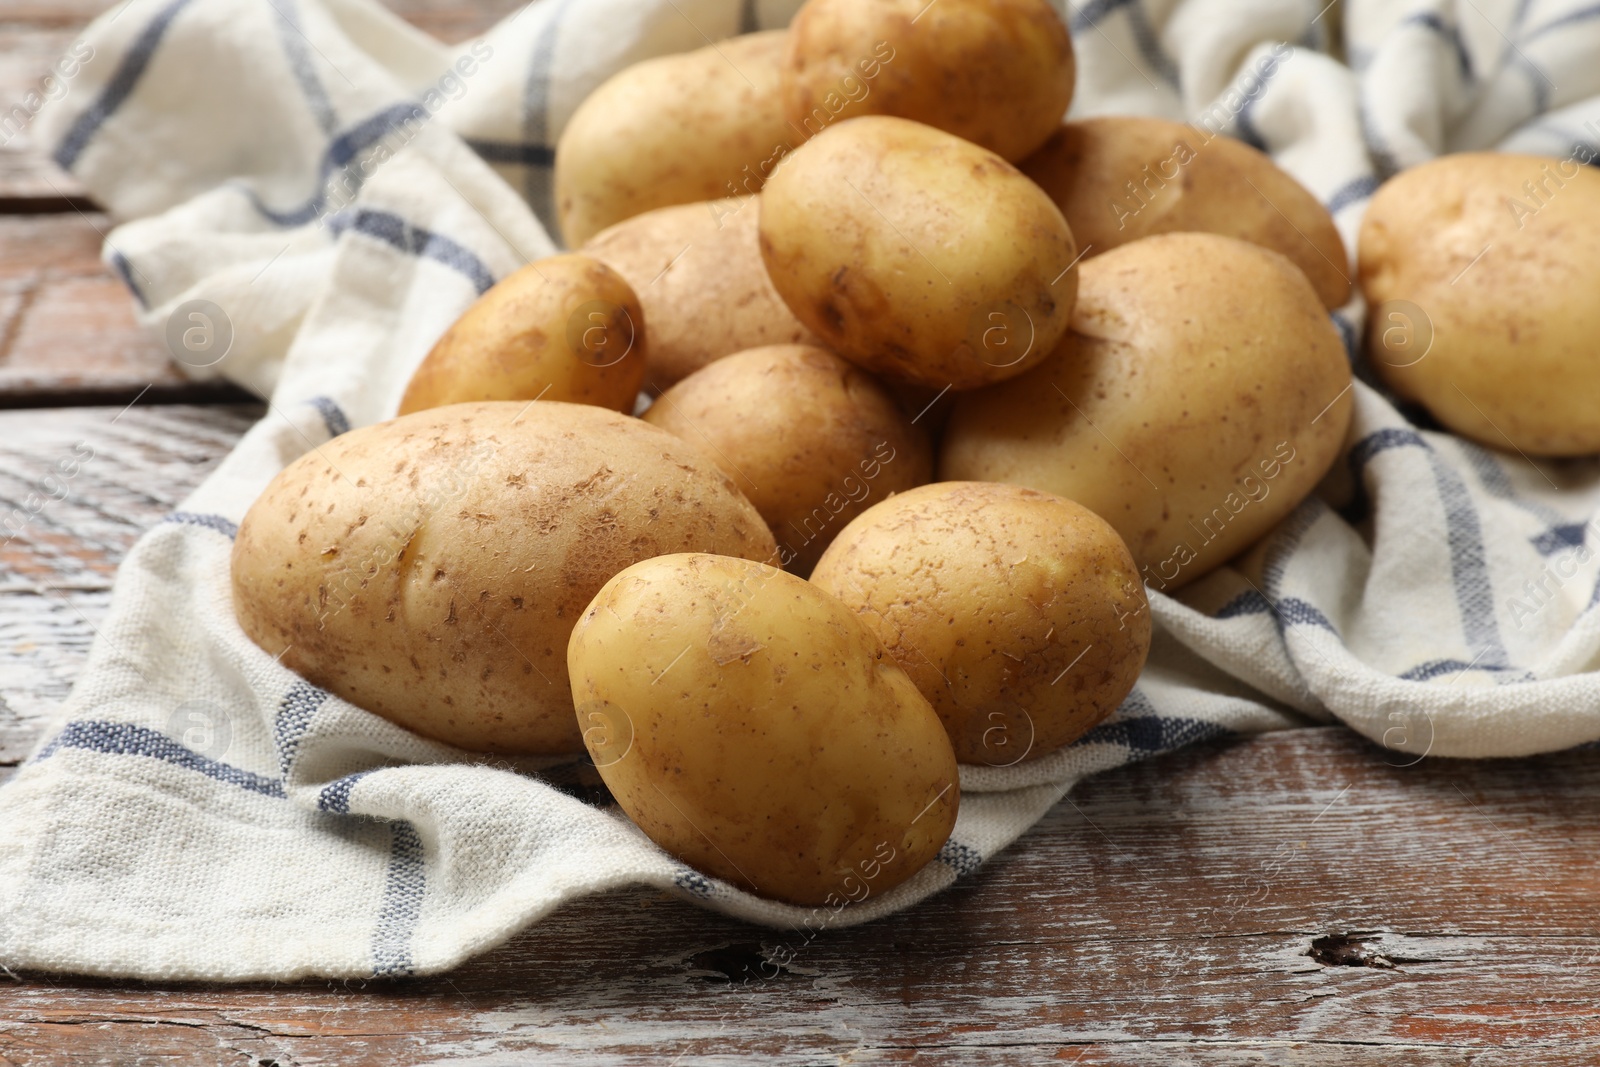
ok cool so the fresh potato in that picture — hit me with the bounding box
[641,344,931,574]
[811,482,1150,764]
[1023,116,1351,309]
[555,31,795,248]
[568,552,959,906]
[231,402,776,755]
[941,233,1352,592]
[399,255,645,416]
[760,116,1078,390]
[1360,152,1600,456]
[781,0,1073,162]
[583,199,819,391]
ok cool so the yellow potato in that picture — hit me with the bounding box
[760,116,1079,390]
[811,482,1150,764]
[1359,151,1600,456]
[583,199,819,391]
[568,552,959,906]
[231,402,776,755]
[555,31,796,247]
[1023,116,1352,310]
[641,344,931,574]
[941,233,1352,592]
[782,0,1074,162]
[399,255,645,416]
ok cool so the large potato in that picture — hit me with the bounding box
[583,199,818,391]
[641,344,931,574]
[569,553,959,906]
[1023,116,1352,310]
[811,482,1150,764]
[1359,151,1600,456]
[941,233,1352,592]
[232,402,776,755]
[760,116,1079,390]
[399,255,645,416]
[555,31,795,247]
[781,0,1073,162]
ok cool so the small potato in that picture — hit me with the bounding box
[941,234,1352,592]
[782,0,1074,162]
[232,402,776,755]
[583,199,819,391]
[399,255,645,416]
[1023,116,1351,309]
[555,31,796,247]
[642,344,931,574]
[1360,152,1600,456]
[760,116,1078,390]
[812,483,1149,765]
[569,553,959,906]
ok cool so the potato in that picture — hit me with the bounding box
[231,402,776,755]
[399,255,645,416]
[641,344,931,574]
[1023,116,1351,310]
[811,482,1150,764]
[781,0,1073,162]
[583,199,819,391]
[1359,151,1600,456]
[941,233,1352,592]
[568,552,959,905]
[760,116,1079,390]
[555,31,796,247]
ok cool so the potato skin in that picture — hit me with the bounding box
[781,0,1074,162]
[231,402,776,755]
[1359,152,1600,456]
[398,255,645,416]
[583,199,819,391]
[760,116,1078,390]
[1023,116,1351,310]
[941,234,1352,592]
[642,344,931,574]
[569,553,959,906]
[811,482,1150,764]
[555,31,794,247]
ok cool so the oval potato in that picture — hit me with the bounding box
[569,552,959,905]
[781,0,1074,162]
[399,255,645,417]
[555,31,796,248]
[1023,116,1351,310]
[583,199,818,391]
[642,344,931,573]
[941,233,1352,592]
[812,482,1151,764]
[232,402,776,755]
[760,116,1079,390]
[1359,151,1600,456]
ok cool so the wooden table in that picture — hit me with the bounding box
[2,3,1598,1064]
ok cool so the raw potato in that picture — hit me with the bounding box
[399,255,645,416]
[583,199,819,391]
[811,482,1151,765]
[782,0,1074,162]
[231,402,776,755]
[1359,151,1600,456]
[555,31,796,248]
[760,116,1079,390]
[568,553,959,906]
[641,344,931,574]
[1023,116,1352,310]
[941,233,1352,592]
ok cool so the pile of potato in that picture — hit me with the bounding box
[230,0,1600,907]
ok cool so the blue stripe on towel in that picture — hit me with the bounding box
[1325,174,1380,216]
[274,681,331,777]
[326,208,497,294]
[1527,2,1600,41]
[1428,452,1511,668]
[1401,13,1474,80]
[161,512,239,539]
[270,0,338,134]
[35,720,284,798]
[305,395,351,438]
[55,0,197,170]
[465,138,556,167]
[244,102,430,227]
[372,821,426,977]
[521,0,582,232]
[319,770,376,814]
[108,249,149,309]
[937,840,982,877]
